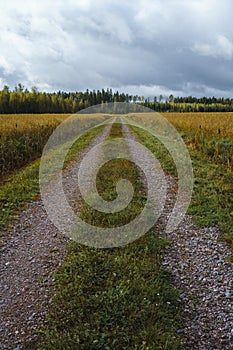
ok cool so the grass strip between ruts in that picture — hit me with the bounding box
[40,122,184,350]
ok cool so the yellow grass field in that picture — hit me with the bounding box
[1,112,233,180]
[1,112,233,138]
[0,114,70,135]
[0,113,111,178]
[161,112,233,138]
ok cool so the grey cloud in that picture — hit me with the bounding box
[192,36,233,60]
[0,0,233,96]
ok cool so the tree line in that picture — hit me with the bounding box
[1,84,233,113]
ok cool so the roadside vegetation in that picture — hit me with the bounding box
[164,112,233,246]
[130,113,233,248]
[0,121,106,231]
[0,114,68,179]
[1,111,232,348]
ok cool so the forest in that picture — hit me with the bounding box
[1,84,233,113]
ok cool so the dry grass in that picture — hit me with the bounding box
[0,114,69,179]
[2,112,232,138]
[1,112,233,180]
[125,112,233,138]
[161,112,233,138]
[0,113,111,133]
[0,113,110,179]
[127,112,233,170]
[0,114,69,135]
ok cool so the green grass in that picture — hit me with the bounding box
[131,125,233,248]
[182,133,233,245]
[0,160,41,231]
[40,122,183,349]
[40,240,182,350]
[2,115,232,348]
[0,124,106,234]
[0,123,57,179]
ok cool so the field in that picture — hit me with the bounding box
[0,114,69,179]
[0,112,233,348]
[0,113,110,179]
[0,113,233,180]
[0,110,232,234]
[164,112,233,170]
[126,112,233,245]
[162,112,233,138]
[0,111,232,236]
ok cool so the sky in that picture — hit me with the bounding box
[0,0,233,97]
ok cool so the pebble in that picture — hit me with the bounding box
[1,120,232,349]
[0,124,113,349]
[123,122,233,350]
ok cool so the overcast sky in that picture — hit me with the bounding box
[0,0,233,97]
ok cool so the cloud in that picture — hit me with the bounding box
[193,35,233,60]
[0,0,233,96]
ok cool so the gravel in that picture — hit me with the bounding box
[123,121,233,350]
[1,119,232,349]
[0,123,112,350]
[162,215,233,350]
[0,202,67,349]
